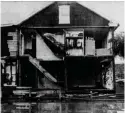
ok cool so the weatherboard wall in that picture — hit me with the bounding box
[20,1,109,28]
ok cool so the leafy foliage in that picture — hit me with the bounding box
[109,32,124,57]
[115,64,124,79]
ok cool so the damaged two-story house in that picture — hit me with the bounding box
[1,1,119,96]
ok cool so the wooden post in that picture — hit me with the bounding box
[35,69,38,88]
[83,28,85,56]
[21,32,24,55]
[59,103,62,113]
[16,28,21,86]
[63,29,68,91]
[29,88,31,97]
[16,57,18,86]
[59,90,62,99]
[64,57,68,92]
[65,103,68,113]
[63,29,66,57]
[10,59,12,85]
[29,103,31,113]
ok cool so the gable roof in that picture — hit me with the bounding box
[19,1,118,28]
[1,1,119,28]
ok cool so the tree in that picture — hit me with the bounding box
[109,32,124,58]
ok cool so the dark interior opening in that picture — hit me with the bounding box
[65,57,101,89]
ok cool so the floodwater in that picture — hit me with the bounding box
[1,100,124,113]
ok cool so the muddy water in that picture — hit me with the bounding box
[2,100,124,113]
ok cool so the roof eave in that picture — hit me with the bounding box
[108,22,119,31]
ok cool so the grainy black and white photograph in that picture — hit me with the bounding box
[0,1,124,113]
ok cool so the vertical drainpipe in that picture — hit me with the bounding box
[111,27,116,93]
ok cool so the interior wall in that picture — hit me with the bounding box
[36,34,60,60]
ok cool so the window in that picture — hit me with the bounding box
[59,5,70,24]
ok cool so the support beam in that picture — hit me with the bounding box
[63,31,68,91]
[20,26,117,29]
[29,55,57,83]
[16,28,21,86]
